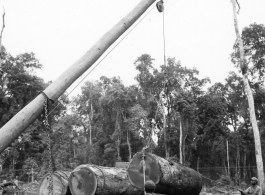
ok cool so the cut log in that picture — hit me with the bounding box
[38,170,71,195]
[127,152,203,195]
[68,164,143,195]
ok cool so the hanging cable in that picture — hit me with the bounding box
[163,3,166,68]
[140,2,166,194]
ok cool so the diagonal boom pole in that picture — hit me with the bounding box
[0,0,156,154]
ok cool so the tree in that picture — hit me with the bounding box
[100,76,131,163]
[0,47,46,179]
[231,23,265,84]
[195,88,229,175]
[124,104,149,161]
[134,54,209,163]
[0,49,44,127]
[231,1,264,192]
[72,80,103,164]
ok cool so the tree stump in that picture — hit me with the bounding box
[127,152,203,195]
[68,164,143,195]
[38,170,71,195]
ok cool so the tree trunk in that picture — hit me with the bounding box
[158,91,169,159]
[223,158,228,176]
[197,156,200,172]
[80,121,89,162]
[236,139,241,184]
[231,1,264,193]
[127,128,132,162]
[243,151,246,182]
[179,113,183,164]
[163,111,169,159]
[183,133,187,164]
[69,164,142,195]
[88,115,92,147]
[183,121,188,164]
[161,100,169,159]
[115,139,121,161]
[38,171,71,195]
[167,108,171,159]
[127,152,202,195]
[114,106,121,161]
[89,102,93,147]
[226,139,230,176]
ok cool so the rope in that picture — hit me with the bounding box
[141,2,166,193]
[163,5,166,68]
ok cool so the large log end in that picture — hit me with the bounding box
[69,167,97,195]
[38,171,71,195]
[127,152,160,189]
[127,152,203,195]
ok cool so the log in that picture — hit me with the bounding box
[68,164,143,195]
[38,170,71,195]
[127,152,203,195]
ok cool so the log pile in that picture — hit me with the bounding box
[38,153,203,195]
[127,152,203,195]
[37,170,71,195]
[68,164,142,195]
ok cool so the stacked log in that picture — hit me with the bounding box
[68,164,143,195]
[38,170,71,195]
[127,152,203,195]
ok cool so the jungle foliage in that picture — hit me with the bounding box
[1,23,265,186]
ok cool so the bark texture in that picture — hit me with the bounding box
[179,114,183,164]
[231,1,264,193]
[127,152,202,195]
[69,164,142,195]
[38,171,71,195]
[226,139,230,176]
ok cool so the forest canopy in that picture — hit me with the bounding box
[0,23,265,187]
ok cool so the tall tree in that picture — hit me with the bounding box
[231,0,264,192]
[72,80,104,164]
[100,76,131,162]
[0,47,46,178]
[124,104,149,161]
[195,87,229,175]
[224,72,247,182]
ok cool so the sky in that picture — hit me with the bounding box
[0,0,265,98]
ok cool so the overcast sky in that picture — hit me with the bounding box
[0,0,265,97]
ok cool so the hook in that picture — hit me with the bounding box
[156,0,164,13]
